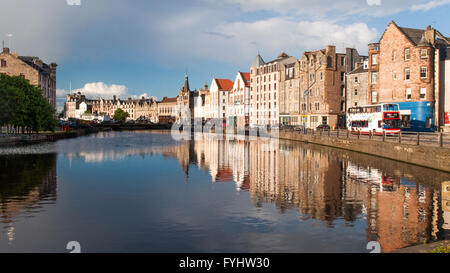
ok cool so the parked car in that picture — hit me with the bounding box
[317,124,330,130]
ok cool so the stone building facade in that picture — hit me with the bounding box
[157,97,178,124]
[279,58,301,126]
[0,47,57,109]
[176,75,198,123]
[91,96,157,121]
[298,45,364,129]
[135,97,158,123]
[346,62,369,110]
[369,21,450,131]
[65,92,90,119]
[250,52,297,127]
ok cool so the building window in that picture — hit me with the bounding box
[371,91,377,103]
[420,67,427,79]
[371,54,377,65]
[405,68,410,81]
[0,59,6,67]
[341,56,345,66]
[393,51,397,61]
[354,76,358,83]
[420,88,426,99]
[393,71,397,80]
[341,72,345,82]
[406,88,412,100]
[354,89,358,96]
[320,72,323,81]
[405,48,411,61]
[327,56,332,67]
[371,72,377,84]
[420,49,428,59]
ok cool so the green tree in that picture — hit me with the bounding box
[0,74,56,134]
[113,108,129,121]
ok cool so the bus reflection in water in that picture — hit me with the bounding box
[347,103,401,135]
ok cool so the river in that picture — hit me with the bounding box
[0,130,449,253]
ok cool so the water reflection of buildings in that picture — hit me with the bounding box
[60,133,450,252]
[0,154,57,244]
[344,163,437,252]
[156,134,450,252]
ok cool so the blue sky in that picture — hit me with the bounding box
[1,0,450,111]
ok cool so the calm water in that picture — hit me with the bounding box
[0,130,449,253]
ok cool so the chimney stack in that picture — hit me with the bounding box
[113,95,117,101]
[2,47,10,54]
[426,25,432,31]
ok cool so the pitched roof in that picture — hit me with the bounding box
[18,56,50,75]
[265,52,292,64]
[251,53,265,67]
[240,72,250,87]
[398,26,426,46]
[215,79,234,91]
[348,65,368,75]
[159,97,177,103]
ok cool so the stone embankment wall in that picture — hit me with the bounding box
[279,130,450,172]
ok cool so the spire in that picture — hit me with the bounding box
[251,53,265,67]
[182,74,190,93]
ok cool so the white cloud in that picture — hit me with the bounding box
[411,0,450,11]
[1,0,446,68]
[55,85,157,112]
[71,82,128,99]
[153,17,378,66]
[66,0,81,6]
[367,0,382,6]
[225,0,423,17]
[56,83,154,100]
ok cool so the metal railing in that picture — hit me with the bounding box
[281,128,450,148]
